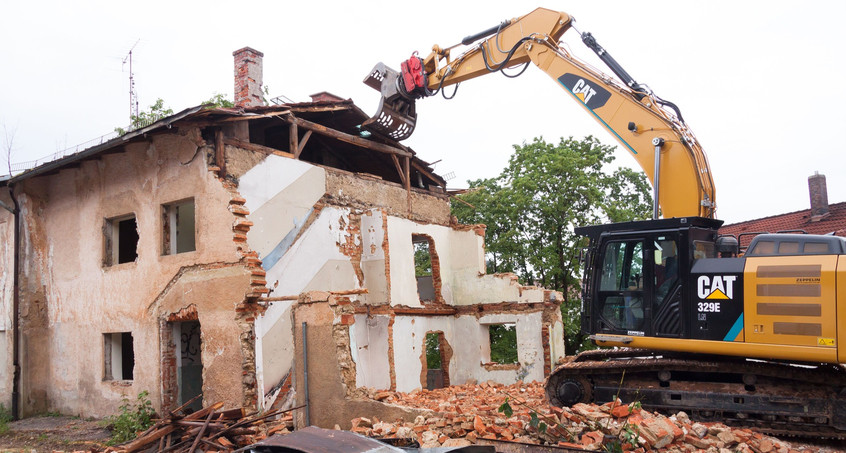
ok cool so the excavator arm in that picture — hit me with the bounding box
[362,7,716,219]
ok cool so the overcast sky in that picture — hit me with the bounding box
[1,1,844,224]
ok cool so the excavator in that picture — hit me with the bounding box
[361,8,846,438]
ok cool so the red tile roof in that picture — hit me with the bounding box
[720,201,846,249]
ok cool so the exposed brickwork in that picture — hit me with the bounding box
[160,306,200,413]
[337,212,365,287]
[415,234,445,305]
[233,47,264,108]
[160,318,178,413]
[541,325,551,376]
[387,314,396,391]
[808,172,830,219]
[381,210,392,305]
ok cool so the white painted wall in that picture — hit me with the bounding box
[240,155,326,263]
[390,312,551,393]
[255,300,295,400]
[264,207,359,296]
[360,210,388,304]
[386,217,552,306]
[350,314,391,390]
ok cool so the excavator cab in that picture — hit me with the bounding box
[577,217,724,341]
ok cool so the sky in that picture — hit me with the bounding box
[1,1,844,224]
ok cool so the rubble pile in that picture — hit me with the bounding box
[106,400,294,453]
[353,381,806,452]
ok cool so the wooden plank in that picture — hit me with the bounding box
[411,160,446,187]
[404,156,412,213]
[289,122,298,157]
[281,114,412,158]
[215,129,226,178]
[391,154,406,185]
[188,409,215,453]
[223,138,295,159]
[295,130,312,159]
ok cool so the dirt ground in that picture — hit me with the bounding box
[0,415,111,452]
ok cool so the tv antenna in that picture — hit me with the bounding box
[122,40,140,124]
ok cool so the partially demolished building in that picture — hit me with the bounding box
[0,47,566,427]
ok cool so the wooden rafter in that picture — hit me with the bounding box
[279,114,412,158]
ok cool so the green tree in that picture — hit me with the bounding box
[451,136,651,354]
[203,92,235,108]
[489,324,518,364]
[115,98,174,135]
[425,332,442,369]
[414,241,432,277]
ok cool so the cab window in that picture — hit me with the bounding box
[597,240,644,331]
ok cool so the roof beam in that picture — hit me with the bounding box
[279,114,412,158]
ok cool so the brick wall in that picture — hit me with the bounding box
[233,47,264,108]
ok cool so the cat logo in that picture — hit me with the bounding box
[558,73,612,110]
[572,79,598,104]
[697,275,737,300]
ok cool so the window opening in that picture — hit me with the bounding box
[412,234,437,302]
[163,199,196,255]
[104,332,134,380]
[422,331,451,389]
[104,215,139,266]
[488,323,518,364]
[425,332,442,369]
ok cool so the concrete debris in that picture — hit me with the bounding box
[350,381,818,452]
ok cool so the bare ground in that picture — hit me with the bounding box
[0,415,111,452]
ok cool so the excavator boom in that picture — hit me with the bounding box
[363,8,846,438]
[362,7,716,219]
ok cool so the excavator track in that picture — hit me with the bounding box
[544,349,846,439]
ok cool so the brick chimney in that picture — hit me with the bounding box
[309,91,345,103]
[808,171,830,221]
[233,47,264,108]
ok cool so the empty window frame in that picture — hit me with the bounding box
[104,214,139,266]
[413,234,438,302]
[162,199,196,255]
[488,323,518,364]
[103,332,135,381]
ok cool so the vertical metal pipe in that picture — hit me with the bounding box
[9,184,20,420]
[652,138,665,220]
[301,322,309,426]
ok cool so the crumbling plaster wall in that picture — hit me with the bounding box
[292,295,427,430]
[0,191,13,410]
[388,312,549,393]
[243,153,566,413]
[16,131,251,417]
[386,217,550,307]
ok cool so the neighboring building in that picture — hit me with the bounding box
[721,172,846,250]
[0,47,566,427]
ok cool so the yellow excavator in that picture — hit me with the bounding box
[362,8,846,437]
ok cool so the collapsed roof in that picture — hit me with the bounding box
[9,99,447,192]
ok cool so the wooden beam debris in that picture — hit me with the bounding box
[105,401,302,453]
